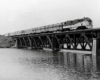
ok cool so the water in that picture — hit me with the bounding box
[0,48,100,80]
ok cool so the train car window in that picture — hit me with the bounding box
[64,22,67,25]
[61,22,63,25]
[78,20,80,22]
[80,19,83,22]
[73,20,78,24]
[65,21,70,26]
[70,21,73,25]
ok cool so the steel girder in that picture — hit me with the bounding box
[12,29,100,51]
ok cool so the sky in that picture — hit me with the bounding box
[0,0,100,34]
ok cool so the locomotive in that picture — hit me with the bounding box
[7,17,92,36]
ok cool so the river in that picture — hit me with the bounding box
[0,48,100,80]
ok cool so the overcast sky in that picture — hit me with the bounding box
[0,0,100,34]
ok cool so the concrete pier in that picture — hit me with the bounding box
[92,38,100,72]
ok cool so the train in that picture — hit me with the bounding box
[6,17,93,36]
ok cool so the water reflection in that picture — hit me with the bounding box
[43,51,93,74]
[0,48,100,80]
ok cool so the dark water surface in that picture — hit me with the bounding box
[0,48,100,80]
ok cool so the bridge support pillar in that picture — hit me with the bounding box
[15,39,18,48]
[16,38,22,48]
[92,38,100,73]
[28,37,33,49]
[52,35,60,51]
[67,44,71,49]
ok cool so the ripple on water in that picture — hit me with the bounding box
[0,48,100,80]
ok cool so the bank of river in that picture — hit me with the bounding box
[0,35,13,48]
[0,48,100,80]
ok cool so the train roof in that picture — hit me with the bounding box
[62,17,92,26]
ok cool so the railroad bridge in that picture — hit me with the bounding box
[4,27,100,72]
[10,28,100,52]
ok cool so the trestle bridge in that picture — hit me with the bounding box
[10,28,100,52]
